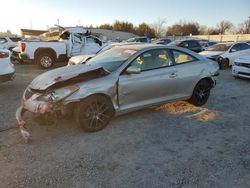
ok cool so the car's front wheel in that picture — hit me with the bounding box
[189,80,212,106]
[74,95,115,132]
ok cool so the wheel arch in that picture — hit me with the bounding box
[197,77,214,88]
[34,48,57,60]
[67,92,116,112]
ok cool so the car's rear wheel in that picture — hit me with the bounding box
[75,95,115,132]
[36,53,54,69]
[189,80,212,106]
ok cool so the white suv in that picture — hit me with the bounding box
[0,48,15,83]
[0,37,22,51]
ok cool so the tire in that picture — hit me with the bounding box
[74,95,115,132]
[219,58,229,70]
[36,52,54,69]
[189,80,212,106]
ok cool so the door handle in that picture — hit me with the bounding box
[169,72,177,78]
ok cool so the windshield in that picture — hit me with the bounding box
[206,43,232,51]
[87,47,137,72]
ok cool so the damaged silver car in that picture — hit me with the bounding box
[16,44,219,142]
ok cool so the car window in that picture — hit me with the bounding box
[207,43,232,51]
[130,49,173,71]
[138,38,148,43]
[73,33,82,43]
[172,50,196,64]
[180,42,188,48]
[9,37,22,42]
[239,43,250,50]
[0,38,7,44]
[86,37,96,43]
[188,41,199,47]
[230,44,241,52]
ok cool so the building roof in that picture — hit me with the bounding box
[21,29,48,36]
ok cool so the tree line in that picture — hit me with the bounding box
[98,19,250,38]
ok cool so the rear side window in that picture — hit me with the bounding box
[130,49,173,71]
[188,41,199,47]
[0,38,7,44]
[9,37,22,42]
[138,38,148,43]
[179,42,188,48]
[172,50,196,64]
[239,43,250,50]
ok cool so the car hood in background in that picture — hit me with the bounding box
[235,55,250,64]
[199,51,224,57]
[68,54,95,65]
[29,64,108,91]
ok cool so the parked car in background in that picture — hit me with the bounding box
[168,39,205,53]
[201,41,217,51]
[199,42,250,69]
[152,38,171,45]
[232,55,250,79]
[127,37,151,43]
[67,42,140,66]
[11,47,23,64]
[18,27,103,69]
[0,37,22,51]
[0,48,15,83]
[16,44,219,141]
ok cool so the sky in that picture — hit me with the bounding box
[1,0,249,34]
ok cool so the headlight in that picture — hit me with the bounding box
[38,86,79,102]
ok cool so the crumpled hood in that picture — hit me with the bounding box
[29,64,106,91]
[199,51,224,57]
[68,54,96,65]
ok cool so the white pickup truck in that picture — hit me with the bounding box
[19,27,103,68]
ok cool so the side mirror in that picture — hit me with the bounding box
[230,48,237,53]
[126,66,141,74]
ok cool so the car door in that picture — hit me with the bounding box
[118,49,178,110]
[70,33,84,56]
[227,43,242,64]
[170,49,203,97]
[81,36,102,55]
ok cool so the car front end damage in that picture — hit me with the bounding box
[15,64,111,142]
[16,85,79,142]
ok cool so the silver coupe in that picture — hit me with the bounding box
[16,44,219,141]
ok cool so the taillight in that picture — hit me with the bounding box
[19,43,26,52]
[0,52,9,58]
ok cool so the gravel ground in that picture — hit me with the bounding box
[0,63,250,188]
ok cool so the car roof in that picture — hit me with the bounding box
[114,43,163,51]
[113,43,200,53]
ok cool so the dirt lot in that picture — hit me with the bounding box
[0,63,250,188]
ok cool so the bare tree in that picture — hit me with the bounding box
[166,21,200,36]
[216,20,233,34]
[151,18,167,37]
[99,24,113,30]
[135,23,156,38]
[237,19,250,34]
